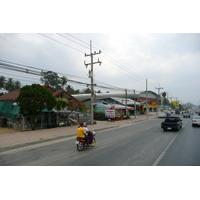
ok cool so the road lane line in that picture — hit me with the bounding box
[152,118,189,166]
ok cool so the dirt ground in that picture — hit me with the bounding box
[0,127,20,135]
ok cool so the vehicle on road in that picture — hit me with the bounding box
[175,110,180,114]
[192,116,200,127]
[158,112,166,118]
[183,112,190,118]
[161,116,182,131]
[75,129,96,151]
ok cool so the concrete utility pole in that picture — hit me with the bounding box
[134,89,136,119]
[84,41,101,125]
[125,89,128,116]
[146,79,148,117]
[155,84,163,115]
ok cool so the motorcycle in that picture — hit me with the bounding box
[75,129,96,151]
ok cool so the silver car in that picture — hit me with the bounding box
[183,112,190,118]
[158,112,166,118]
[192,116,200,127]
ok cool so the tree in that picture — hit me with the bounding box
[5,78,15,92]
[0,76,6,89]
[54,98,69,126]
[82,88,91,94]
[66,85,75,94]
[16,84,57,130]
[14,80,21,89]
[161,92,170,105]
[61,76,68,88]
[67,99,86,113]
[40,71,62,90]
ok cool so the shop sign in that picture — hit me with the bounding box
[105,110,115,118]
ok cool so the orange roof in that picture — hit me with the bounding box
[0,85,80,102]
[0,89,20,102]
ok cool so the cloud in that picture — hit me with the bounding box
[0,33,200,104]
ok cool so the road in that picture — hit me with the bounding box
[0,115,200,166]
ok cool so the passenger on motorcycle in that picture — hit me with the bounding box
[83,122,92,144]
[77,123,89,145]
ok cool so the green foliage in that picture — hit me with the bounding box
[0,76,6,89]
[82,88,91,94]
[61,76,67,87]
[16,84,56,130]
[55,98,68,111]
[14,80,21,89]
[161,92,167,98]
[0,76,22,92]
[40,71,62,90]
[66,85,80,94]
[67,99,86,112]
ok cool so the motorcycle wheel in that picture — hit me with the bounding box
[77,142,84,151]
[90,138,96,147]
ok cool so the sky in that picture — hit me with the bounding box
[1,1,200,106]
[1,33,200,105]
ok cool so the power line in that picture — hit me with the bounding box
[0,60,129,92]
[64,33,159,89]
[38,33,85,54]
[57,33,89,49]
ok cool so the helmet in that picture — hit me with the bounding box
[83,122,87,127]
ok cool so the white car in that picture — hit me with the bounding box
[158,112,166,118]
[192,116,200,127]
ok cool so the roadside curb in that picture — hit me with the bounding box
[0,116,157,152]
[0,126,120,152]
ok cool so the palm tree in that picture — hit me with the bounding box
[0,76,6,89]
[14,80,22,89]
[60,76,67,89]
[5,78,15,92]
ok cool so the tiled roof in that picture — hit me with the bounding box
[0,89,20,102]
[0,85,80,102]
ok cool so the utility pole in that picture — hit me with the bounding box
[155,84,163,115]
[84,41,101,125]
[125,89,128,116]
[134,89,136,119]
[146,79,148,117]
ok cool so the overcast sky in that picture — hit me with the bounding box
[1,33,200,105]
[1,1,200,105]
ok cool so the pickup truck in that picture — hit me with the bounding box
[161,116,182,131]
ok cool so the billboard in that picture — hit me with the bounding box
[172,101,179,107]
[105,110,115,118]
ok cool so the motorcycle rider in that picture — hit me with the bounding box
[77,123,89,145]
[83,122,93,145]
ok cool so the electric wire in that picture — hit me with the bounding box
[0,60,129,92]
[64,33,159,89]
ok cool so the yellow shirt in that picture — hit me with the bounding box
[77,126,85,138]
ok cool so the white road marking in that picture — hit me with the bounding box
[152,118,190,166]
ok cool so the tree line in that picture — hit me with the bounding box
[0,76,22,94]
[0,71,102,96]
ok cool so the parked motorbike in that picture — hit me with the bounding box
[75,129,96,151]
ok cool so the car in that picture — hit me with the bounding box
[158,112,166,118]
[161,116,182,131]
[175,110,180,114]
[192,116,200,127]
[183,112,190,118]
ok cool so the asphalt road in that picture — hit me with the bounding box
[0,115,199,166]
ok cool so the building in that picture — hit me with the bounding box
[73,91,159,114]
[0,85,82,130]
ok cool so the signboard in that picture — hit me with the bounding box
[172,101,179,107]
[105,110,115,118]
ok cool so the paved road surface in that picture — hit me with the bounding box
[1,116,199,166]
